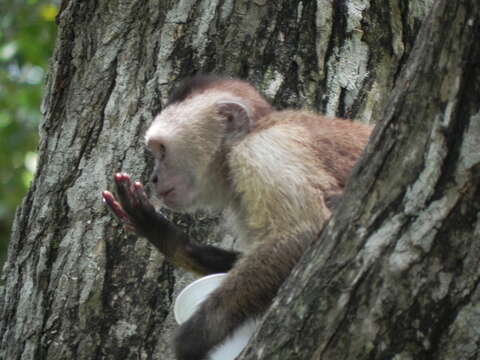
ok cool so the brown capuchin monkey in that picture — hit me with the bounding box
[102,75,371,360]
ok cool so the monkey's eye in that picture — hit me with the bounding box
[158,143,166,160]
[146,138,166,160]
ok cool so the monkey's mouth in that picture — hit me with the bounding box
[159,188,175,198]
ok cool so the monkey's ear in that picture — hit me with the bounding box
[216,100,252,138]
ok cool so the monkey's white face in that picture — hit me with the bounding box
[145,96,228,212]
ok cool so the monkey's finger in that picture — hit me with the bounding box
[114,173,132,195]
[102,191,133,224]
[132,181,155,212]
[129,181,142,208]
[102,191,129,220]
[114,173,136,212]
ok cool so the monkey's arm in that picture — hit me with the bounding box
[174,233,309,360]
[102,173,240,275]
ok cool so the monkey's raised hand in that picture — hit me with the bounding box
[102,173,182,257]
[103,174,158,235]
[102,173,239,275]
[102,174,145,233]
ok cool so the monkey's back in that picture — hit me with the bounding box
[226,110,371,248]
[253,110,371,188]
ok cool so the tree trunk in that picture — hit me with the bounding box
[241,1,480,359]
[0,0,436,359]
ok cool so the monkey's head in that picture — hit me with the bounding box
[145,76,272,212]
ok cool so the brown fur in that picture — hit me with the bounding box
[107,76,371,360]
[152,78,371,360]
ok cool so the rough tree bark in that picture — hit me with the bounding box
[241,1,480,359]
[0,0,437,359]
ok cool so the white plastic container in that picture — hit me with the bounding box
[174,273,258,360]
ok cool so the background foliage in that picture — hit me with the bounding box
[0,0,57,271]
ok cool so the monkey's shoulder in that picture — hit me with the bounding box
[227,109,364,181]
[253,109,371,168]
[226,115,336,235]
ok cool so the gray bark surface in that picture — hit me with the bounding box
[241,1,480,359]
[0,0,436,359]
